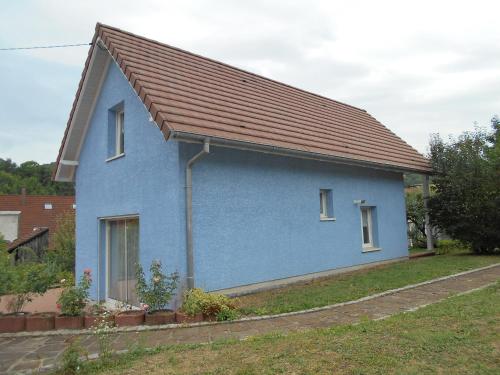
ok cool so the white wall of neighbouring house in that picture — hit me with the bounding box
[0,212,20,241]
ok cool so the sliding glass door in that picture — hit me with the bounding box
[107,217,139,306]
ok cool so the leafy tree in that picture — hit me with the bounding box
[428,118,500,253]
[405,190,427,248]
[0,158,74,195]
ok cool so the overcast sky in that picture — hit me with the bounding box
[0,0,499,164]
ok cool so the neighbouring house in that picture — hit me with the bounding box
[54,24,431,306]
[0,192,75,257]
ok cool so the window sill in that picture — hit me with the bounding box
[362,247,382,253]
[320,217,336,222]
[105,153,125,162]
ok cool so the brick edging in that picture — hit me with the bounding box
[1,262,498,339]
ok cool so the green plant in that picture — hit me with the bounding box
[91,309,115,362]
[435,239,470,255]
[135,260,179,312]
[6,262,54,313]
[46,211,76,273]
[57,269,91,316]
[181,288,238,320]
[428,118,500,253]
[216,305,240,321]
[60,339,84,375]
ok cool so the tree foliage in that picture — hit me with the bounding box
[46,211,76,273]
[0,158,74,195]
[428,118,500,253]
[405,190,427,248]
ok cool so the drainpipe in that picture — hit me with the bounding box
[185,138,210,289]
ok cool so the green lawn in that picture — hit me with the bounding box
[237,250,500,315]
[70,282,500,375]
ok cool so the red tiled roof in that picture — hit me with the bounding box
[0,195,74,243]
[56,23,431,174]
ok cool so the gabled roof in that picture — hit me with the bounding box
[55,23,430,181]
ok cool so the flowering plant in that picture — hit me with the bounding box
[135,260,178,313]
[57,269,91,316]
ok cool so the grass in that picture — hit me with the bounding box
[60,282,500,375]
[237,249,500,315]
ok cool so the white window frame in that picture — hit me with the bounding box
[319,189,335,221]
[320,190,328,219]
[115,109,125,157]
[360,206,374,249]
[103,214,139,308]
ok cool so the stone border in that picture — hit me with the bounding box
[1,262,498,339]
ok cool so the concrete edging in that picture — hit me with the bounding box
[1,262,498,339]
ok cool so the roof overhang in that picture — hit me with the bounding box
[172,131,432,175]
[54,38,111,182]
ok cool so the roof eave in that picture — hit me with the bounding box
[171,131,432,175]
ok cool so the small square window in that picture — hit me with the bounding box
[44,203,53,210]
[319,189,334,220]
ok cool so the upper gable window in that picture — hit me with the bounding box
[107,103,125,161]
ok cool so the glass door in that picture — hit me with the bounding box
[107,217,139,306]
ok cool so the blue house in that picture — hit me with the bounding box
[55,24,430,306]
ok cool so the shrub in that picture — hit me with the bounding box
[46,211,75,273]
[181,288,239,321]
[7,262,54,313]
[135,260,179,312]
[57,269,91,316]
[435,239,470,255]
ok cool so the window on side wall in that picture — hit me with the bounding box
[107,103,125,160]
[361,206,374,249]
[319,189,335,221]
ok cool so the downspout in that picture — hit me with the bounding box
[185,138,210,289]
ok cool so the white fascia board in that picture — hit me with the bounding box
[55,38,111,182]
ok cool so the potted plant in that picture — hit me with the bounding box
[55,269,91,330]
[26,312,56,331]
[175,288,205,323]
[0,262,53,333]
[84,303,114,329]
[135,260,179,325]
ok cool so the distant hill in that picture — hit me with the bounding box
[0,158,74,196]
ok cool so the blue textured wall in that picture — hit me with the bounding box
[181,144,408,291]
[75,62,185,301]
[76,62,408,300]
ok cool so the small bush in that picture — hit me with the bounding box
[181,288,238,321]
[135,260,178,312]
[435,239,470,255]
[6,262,54,313]
[57,269,91,316]
[60,339,84,375]
[47,211,75,273]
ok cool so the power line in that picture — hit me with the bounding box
[0,43,91,51]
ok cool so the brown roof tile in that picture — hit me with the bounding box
[56,23,431,174]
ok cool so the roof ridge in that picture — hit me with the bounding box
[96,23,368,114]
